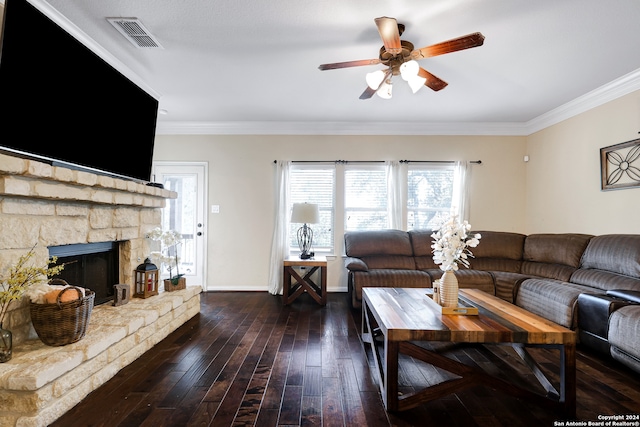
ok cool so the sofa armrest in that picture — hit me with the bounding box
[344,257,368,272]
[606,289,640,304]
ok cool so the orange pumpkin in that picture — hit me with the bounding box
[43,288,81,304]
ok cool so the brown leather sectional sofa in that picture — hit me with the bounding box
[344,229,640,373]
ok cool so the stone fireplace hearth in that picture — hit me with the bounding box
[0,153,202,426]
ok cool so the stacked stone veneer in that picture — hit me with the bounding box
[0,287,201,427]
[0,152,177,344]
[0,153,202,426]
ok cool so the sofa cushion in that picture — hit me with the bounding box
[608,305,640,371]
[570,269,640,292]
[345,229,413,257]
[515,278,598,329]
[467,231,525,274]
[414,256,439,271]
[523,234,593,267]
[358,255,416,270]
[491,271,532,303]
[425,268,496,296]
[520,261,579,282]
[408,229,435,256]
[470,231,526,261]
[408,230,440,270]
[472,258,522,274]
[349,269,431,306]
[580,234,640,278]
[521,234,593,280]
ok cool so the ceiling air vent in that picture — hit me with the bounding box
[107,18,163,49]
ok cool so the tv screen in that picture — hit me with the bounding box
[0,0,159,182]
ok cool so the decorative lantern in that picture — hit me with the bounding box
[134,258,159,298]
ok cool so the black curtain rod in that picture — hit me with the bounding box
[401,160,482,164]
[273,160,482,164]
[273,160,380,164]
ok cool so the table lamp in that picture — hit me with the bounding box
[291,203,320,259]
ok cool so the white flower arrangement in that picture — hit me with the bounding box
[431,215,481,272]
[147,227,184,284]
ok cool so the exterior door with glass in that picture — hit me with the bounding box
[151,162,207,288]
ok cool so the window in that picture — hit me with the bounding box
[344,165,388,231]
[407,164,456,230]
[285,161,466,255]
[289,165,335,253]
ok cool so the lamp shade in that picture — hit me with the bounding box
[400,60,420,81]
[291,203,320,224]
[408,75,427,93]
[365,69,386,90]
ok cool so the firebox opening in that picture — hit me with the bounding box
[48,242,120,305]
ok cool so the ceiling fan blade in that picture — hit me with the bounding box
[375,17,402,55]
[411,32,485,60]
[318,58,382,71]
[418,67,448,91]
[359,86,376,100]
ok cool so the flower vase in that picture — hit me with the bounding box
[440,270,459,308]
[0,327,12,363]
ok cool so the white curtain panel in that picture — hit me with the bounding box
[268,160,291,295]
[386,160,405,230]
[453,160,471,221]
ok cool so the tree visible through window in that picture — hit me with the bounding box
[407,165,455,230]
[345,165,387,231]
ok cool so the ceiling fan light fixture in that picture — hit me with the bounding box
[376,80,393,99]
[399,60,419,81]
[318,17,484,100]
[365,69,386,90]
[408,75,427,93]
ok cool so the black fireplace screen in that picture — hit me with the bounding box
[49,242,119,305]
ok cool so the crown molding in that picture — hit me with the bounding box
[154,120,529,136]
[156,68,640,137]
[525,68,640,134]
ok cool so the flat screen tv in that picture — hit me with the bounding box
[0,0,159,183]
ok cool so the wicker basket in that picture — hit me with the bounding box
[30,284,95,346]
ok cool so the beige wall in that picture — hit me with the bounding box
[526,90,640,234]
[154,87,640,291]
[153,134,527,290]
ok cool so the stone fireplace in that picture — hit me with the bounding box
[0,152,202,426]
[0,152,173,343]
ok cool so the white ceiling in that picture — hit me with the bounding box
[22,0,640,135]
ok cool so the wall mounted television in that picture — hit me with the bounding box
[0,0,159,183]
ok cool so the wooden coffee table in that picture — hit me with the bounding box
[362,287,576,416]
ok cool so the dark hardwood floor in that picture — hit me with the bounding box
[52,291,640,427]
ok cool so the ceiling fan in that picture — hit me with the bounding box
[318,17,485,100]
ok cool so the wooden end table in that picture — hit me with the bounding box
[282,256,327,306]
[362,287,576,416]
